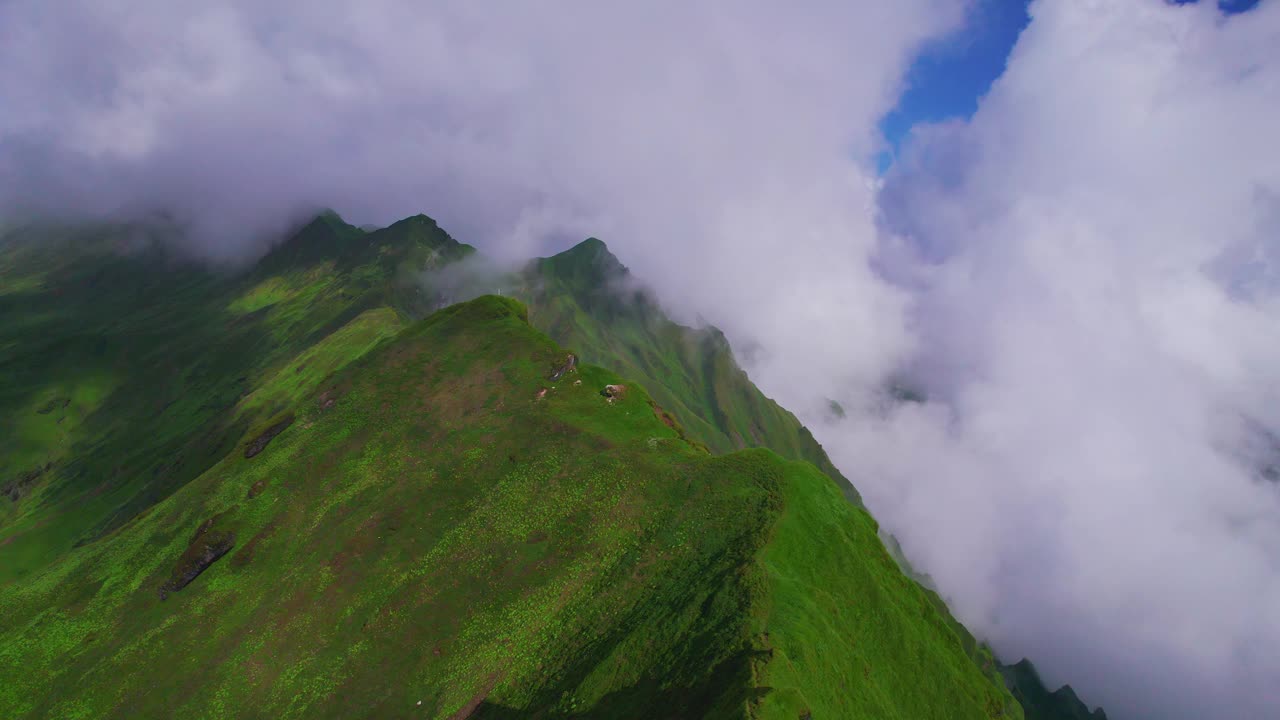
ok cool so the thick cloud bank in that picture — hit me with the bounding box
[3,1,1279,718]
[858,2,1280,718]
[0,0,951,395]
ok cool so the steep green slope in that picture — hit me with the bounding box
[520,238,857,503]
[0,213,479,582]
[0,218,418,582]
[0,296,1018,719]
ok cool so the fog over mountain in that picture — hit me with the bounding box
[3,1,1278,718]
[862,5,1280,719]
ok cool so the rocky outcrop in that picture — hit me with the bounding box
[244,415,294,458]
[3,464,50,502]
[159,518,236,600]
[549,353,577,381]
[36,397,70,415]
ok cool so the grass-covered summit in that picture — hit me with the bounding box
[0,213,1050,718]
[522,238,856,503]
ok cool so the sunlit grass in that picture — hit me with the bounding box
[0,296,1019,719]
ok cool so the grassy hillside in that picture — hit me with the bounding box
[0,295,1019,718]
[0,213,1049,717]
[520,238,858,504]
[0,213,476,582]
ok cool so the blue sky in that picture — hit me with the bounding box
[877,0,1031,173]
[876,0,1263,173]
[1203,0,1264,12]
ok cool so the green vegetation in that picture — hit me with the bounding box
[520,238,858,504]
[0,295,1018,718]
[0,213,1043,718]
[757,464,1022,719]
[236,306,403,417]
[0,220,413,582]
[0,213,471,581]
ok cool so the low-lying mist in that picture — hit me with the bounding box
[3,1,1279,718]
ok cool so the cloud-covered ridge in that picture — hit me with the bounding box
[4,1,1280,718]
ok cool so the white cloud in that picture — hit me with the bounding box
[848,2,1280,718]
[0,0,957,397]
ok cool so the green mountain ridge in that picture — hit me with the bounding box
[518,237,858,504]
[0,211,1097,718]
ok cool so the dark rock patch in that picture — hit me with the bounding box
[159,519,236,600]
[36,397,70,414]
[549,353,577,381]
[3,463,51,502]
[244,415,295,458]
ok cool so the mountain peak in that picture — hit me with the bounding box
[386,213,440,230]
[256,210,364,272]
[540,236,628,289]
[366,214,474,272]
[290,209,348,238]
[562,237,616,261]
[313,207,346,222]
[372,213,461,247]
[572,236,607,251]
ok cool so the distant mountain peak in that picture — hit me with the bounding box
[563,236,616,259]
[386,213,441,229]
[366,216,475,275]
[255,210,364,273]
[295,210,347,236]
[541,237,629,290]
[1002,658,1109,720]
[572,235,607,251]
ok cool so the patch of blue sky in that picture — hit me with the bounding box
[875,0,1263,174]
